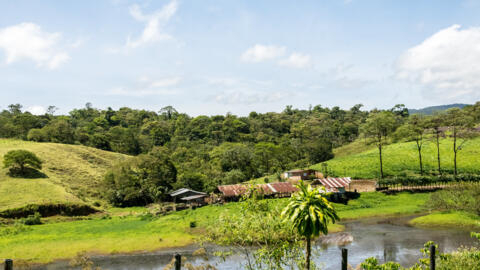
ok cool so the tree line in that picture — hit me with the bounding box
[2,102,480,205]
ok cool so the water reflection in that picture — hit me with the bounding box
[35,216,478,270]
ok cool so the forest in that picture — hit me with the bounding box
[1,102,480,206]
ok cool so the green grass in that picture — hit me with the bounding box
[0,191,431,263]
[0,139,130,212]
[312,137,480,179]
[409,211,480,230]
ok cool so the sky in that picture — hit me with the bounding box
[1,0,480,116]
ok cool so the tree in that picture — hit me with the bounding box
[281,181,339,270]
[445,108,476,176]
[3,150,42,175]
[104,147,177,206]
[360,111,398,179]
[426,114,445,175]
[394,115,427,175]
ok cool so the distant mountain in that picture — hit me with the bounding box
[408,104,470,115]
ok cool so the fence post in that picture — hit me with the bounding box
[174,253,181,270]
[430,245,436,270]
[4,259,12,270]
[341,248,348,270]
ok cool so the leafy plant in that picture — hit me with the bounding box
[3,149,43,176]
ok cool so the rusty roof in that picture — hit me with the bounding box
[217,182,298,197]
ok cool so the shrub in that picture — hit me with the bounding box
[2,149,43,176]
[21,212,42,225]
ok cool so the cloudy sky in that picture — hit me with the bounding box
[1,0,480,115]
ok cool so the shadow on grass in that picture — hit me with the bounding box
[7,168,48,179]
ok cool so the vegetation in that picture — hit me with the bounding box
[3,149,42,176]
[281,181,339,270]
[315,137,480,179]
[0,191,430,263]
[0,139,128,214]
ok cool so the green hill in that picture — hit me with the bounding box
[312,137,480,179]
[408,103,469,115]
[0,139,130,215]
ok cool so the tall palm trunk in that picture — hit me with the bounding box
[305,235,311,270]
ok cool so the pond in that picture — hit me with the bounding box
[36,216,478,270]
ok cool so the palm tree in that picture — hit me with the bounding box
[281,181,339,270]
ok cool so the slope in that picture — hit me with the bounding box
[0,139,130,214]
[312,137,480,179]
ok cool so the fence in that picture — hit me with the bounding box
[1,245,439,270]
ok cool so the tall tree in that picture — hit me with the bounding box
[426,114,445,175]
[281,181,339,270]
[394,115,427,175]
[360,111,398,179]
[445,108,476,176]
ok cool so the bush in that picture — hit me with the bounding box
[2,149,43,176]
[21,212,42,225]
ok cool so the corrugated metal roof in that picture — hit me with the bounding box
[217,182,298,197]
[318,177,351,189]
[170,188,206,197]
[180,194,208,201]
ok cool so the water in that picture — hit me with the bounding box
[36,216,478,270]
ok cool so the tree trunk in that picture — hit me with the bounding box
[453,132,457,176]
[305,235,311,270]
[417,141,423,175]
[436,131,441,175]
[378,144,384,179]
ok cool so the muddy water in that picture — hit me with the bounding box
[36,216,478,270]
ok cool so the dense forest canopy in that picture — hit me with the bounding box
[2,102,480,199]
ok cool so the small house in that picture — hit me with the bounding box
[216,182,298,201]
[283,169,321,181]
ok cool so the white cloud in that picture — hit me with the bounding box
[26,105,46,115]
[278,53,311,69]
[126,1,178,49]
[241,44,286,62]
[107,76,181,97]
[396,24,480,101]
[0,22,69,69]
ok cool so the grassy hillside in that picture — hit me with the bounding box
[313,137,480,179]
[0,139,130,213]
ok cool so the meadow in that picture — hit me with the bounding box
[0,139,130,213]
[312,137,480,179]
[0,191,431,263]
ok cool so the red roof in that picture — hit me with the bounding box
[217,182,298,197]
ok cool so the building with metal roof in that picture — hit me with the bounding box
[312,177,351,193]
[217,182,298,200]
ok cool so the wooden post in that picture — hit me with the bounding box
[430,245,436,270]
[4,259,12,270]
[341,248,348,270]
[174,253,181,270]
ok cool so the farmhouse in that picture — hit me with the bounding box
[217,182,298,201]
[312,177,352,193]
[282,169,322,181]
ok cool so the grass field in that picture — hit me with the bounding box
[0,191,431,263]
[409,211,480,230]
[0,139,130,212]
[312,137,480,179]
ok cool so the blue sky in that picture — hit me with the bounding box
[1,0,480,115]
